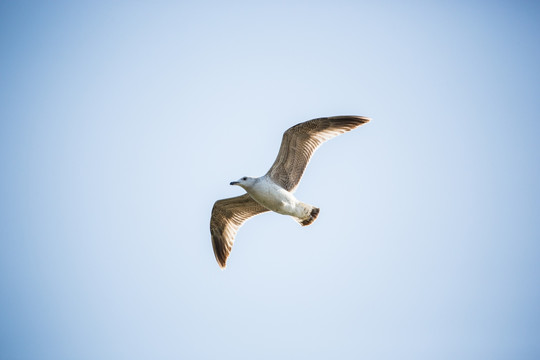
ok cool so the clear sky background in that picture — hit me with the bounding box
[1,1,539,359]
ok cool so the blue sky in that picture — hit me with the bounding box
[1,1,539,359]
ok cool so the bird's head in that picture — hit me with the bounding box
[230,176,255,189]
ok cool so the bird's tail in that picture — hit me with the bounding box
[294,206,320,227]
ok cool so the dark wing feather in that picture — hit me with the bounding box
[266,115,370,191]
[210,194,269,269]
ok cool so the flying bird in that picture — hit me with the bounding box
[210,115,371,268]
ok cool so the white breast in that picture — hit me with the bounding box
[247,177,298,215]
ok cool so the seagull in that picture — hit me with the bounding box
[210,115,371,268]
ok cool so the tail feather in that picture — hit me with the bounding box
[297,207,320,226]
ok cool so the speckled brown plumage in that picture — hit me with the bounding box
[266,116,370,192]
[210,194,268,268]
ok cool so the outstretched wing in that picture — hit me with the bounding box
[266,115,371,192]
[210,194,269,269]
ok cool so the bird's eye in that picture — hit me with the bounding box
[242,177,247,181]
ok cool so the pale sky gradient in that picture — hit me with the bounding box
[1,1,539,359]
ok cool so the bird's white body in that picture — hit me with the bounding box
[240,176,312,220]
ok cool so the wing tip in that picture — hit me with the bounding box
[210,229,230,270]
[217,258,227,269]
[325,115,372,128]
[212,248,228,269]
[358,116,372,123]
[212,242,229,270]
[338,115,371,123]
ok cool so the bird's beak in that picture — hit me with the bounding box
[230,181,239,186]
